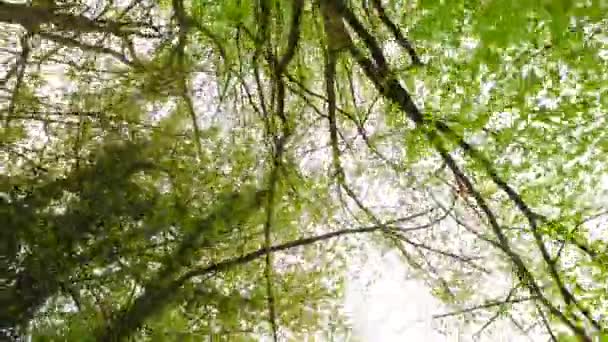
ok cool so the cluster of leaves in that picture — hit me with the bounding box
[1,0,608,340]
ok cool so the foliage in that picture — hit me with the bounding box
[1,0,607,340]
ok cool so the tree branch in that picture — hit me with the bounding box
[275,0,304,76]
[433,295,537,319]
[37,32,134,66]
[370,0,422,65]
[324,0,591,337]
[0,0,143,37]
[178,222,431,285]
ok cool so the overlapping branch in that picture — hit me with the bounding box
[322,0,598,338]
[0,0,153,37]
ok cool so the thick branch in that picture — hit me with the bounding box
[325,0,592,337]
[178,222,429,285]
[97,189,268,341]
[98,217,429,340]
[370,0,422,65]
[275,0,304,75]
[0,1,140,37]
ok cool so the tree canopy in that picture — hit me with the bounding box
[1,0,607,340]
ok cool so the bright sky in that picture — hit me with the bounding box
[345,248,549,341]
[346,249,448,341]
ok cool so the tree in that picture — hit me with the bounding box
[1,0,607,340]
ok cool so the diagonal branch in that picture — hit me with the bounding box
[554,210,608,262]
[97,189,268,341]
[323,0,593,337]
[370,0,422,65]
[473,285,520,337]
[37,32,134,66]
[0,0,145,37]
[433,294,537,319]
[275,0,304,76]
[178,221,434,286]
[330,0,388,75]
[435,80,601,335]
[392,234,490,273]
[98,220,429,340]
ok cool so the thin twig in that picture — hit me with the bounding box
[432,295,537,319]
[325,0,590,335]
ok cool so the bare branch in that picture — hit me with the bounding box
[0,0,149,37]
[3,32,31,127]
[38,32,134,66]
[179,222,431,284]
[433,295,537,319]
[323,0,591,336]
[370,0,422,65]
